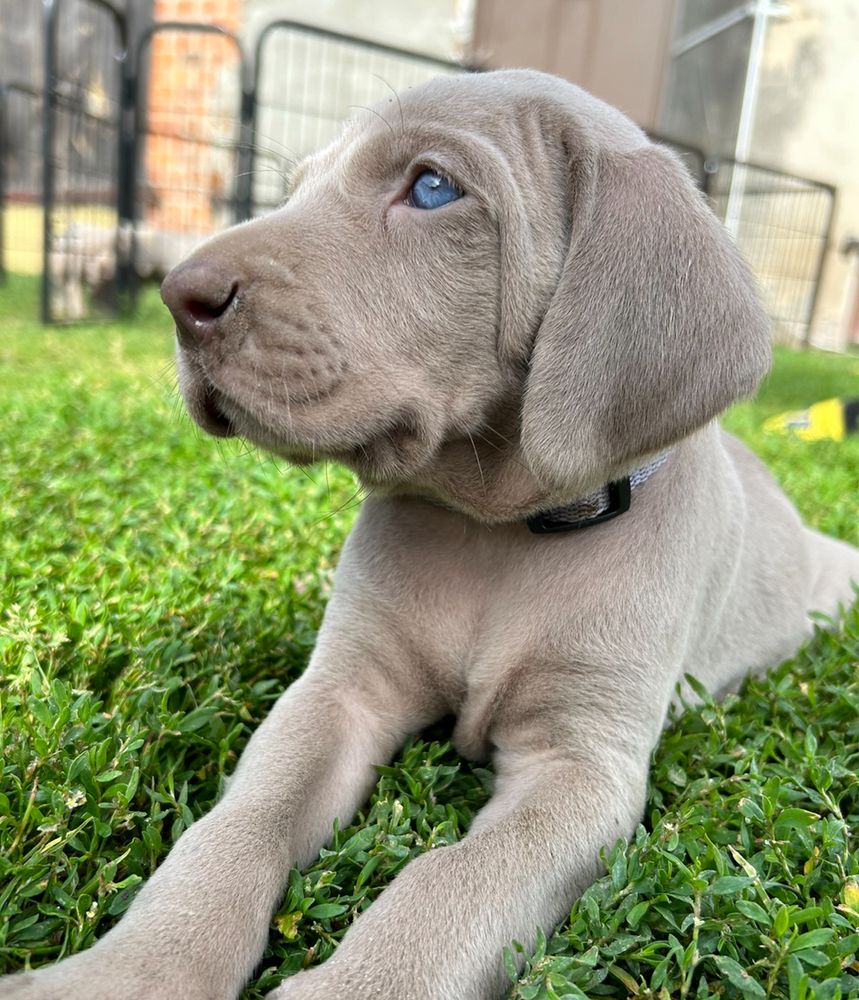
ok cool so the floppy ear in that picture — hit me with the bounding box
[520,143,771,495]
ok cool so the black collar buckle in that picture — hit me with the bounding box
[526,477,632,534]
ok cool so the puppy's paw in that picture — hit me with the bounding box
[266,968,413,1000]
[0,968,78,1000]
[266,968,339,1000]
[265,971,311,999]
[0,971,49,1000]
[0,961,208,1000]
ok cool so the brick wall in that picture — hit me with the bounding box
[144,0,241,233]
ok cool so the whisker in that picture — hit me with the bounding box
[473,429,534,478]
[294,463,320,487]
[467,432,486,495]
[370,74,405,134]
[234,166,292,180]
[312,483,373,527]
[348,104,395,139]
[480,423,518,448]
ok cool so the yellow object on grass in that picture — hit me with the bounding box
[763,397,859,442]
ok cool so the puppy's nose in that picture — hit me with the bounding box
[161,262,238,345]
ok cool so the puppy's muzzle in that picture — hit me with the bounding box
[161,262,238,348]
[162,261,241,437]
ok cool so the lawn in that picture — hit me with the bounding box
[1,273,857,999]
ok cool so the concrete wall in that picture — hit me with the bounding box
[243,0,471,60]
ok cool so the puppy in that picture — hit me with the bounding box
[3,69,857,1000]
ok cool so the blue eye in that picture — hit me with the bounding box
[407,170,463,210]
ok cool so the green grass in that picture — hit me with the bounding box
[1,273,857,999]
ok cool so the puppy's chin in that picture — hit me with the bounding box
[334,408,439,487]
[268,417,441,490]
[178,371,531,516]
[177,360,236,438]
[178,359,442,487]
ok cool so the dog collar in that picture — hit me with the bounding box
[527,452,672,534]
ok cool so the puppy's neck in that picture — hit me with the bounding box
[401,421,561,525]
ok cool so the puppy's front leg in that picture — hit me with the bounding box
[270,684,655,1000]
[0,661,428,1000]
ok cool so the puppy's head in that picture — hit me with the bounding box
[162,70,770,521]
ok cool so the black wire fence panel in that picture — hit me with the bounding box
[42,0,128,323]
[0,84,44,282]
[706,159,835,344]
[250,22,464,217]
[132,23,250,285]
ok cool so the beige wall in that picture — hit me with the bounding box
[751,0,859,351]
[244,0,471,59]
[471,0,676,129]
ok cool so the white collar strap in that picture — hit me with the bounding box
[526,451,672,534]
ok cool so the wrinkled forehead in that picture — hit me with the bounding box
[290,69,649,200]
[387,71,649,160]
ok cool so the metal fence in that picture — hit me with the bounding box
[125,22,253,305]
[0,6,466,323]
[249,21,461,217]
[705,159,836,345]
[0,6,839,345]
[649,135,835,345]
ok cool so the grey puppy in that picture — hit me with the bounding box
[3,70,858,1000]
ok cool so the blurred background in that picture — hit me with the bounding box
[1,0,858,353]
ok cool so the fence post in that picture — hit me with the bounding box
[235,59,255,223]
[245,27,268,221]
[702,157,719,198]
[117,21,136,312]
[41,0,58,323]
[803,186,837,349]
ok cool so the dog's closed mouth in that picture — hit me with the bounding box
[200,382,235,438]
[188,363,435,481]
